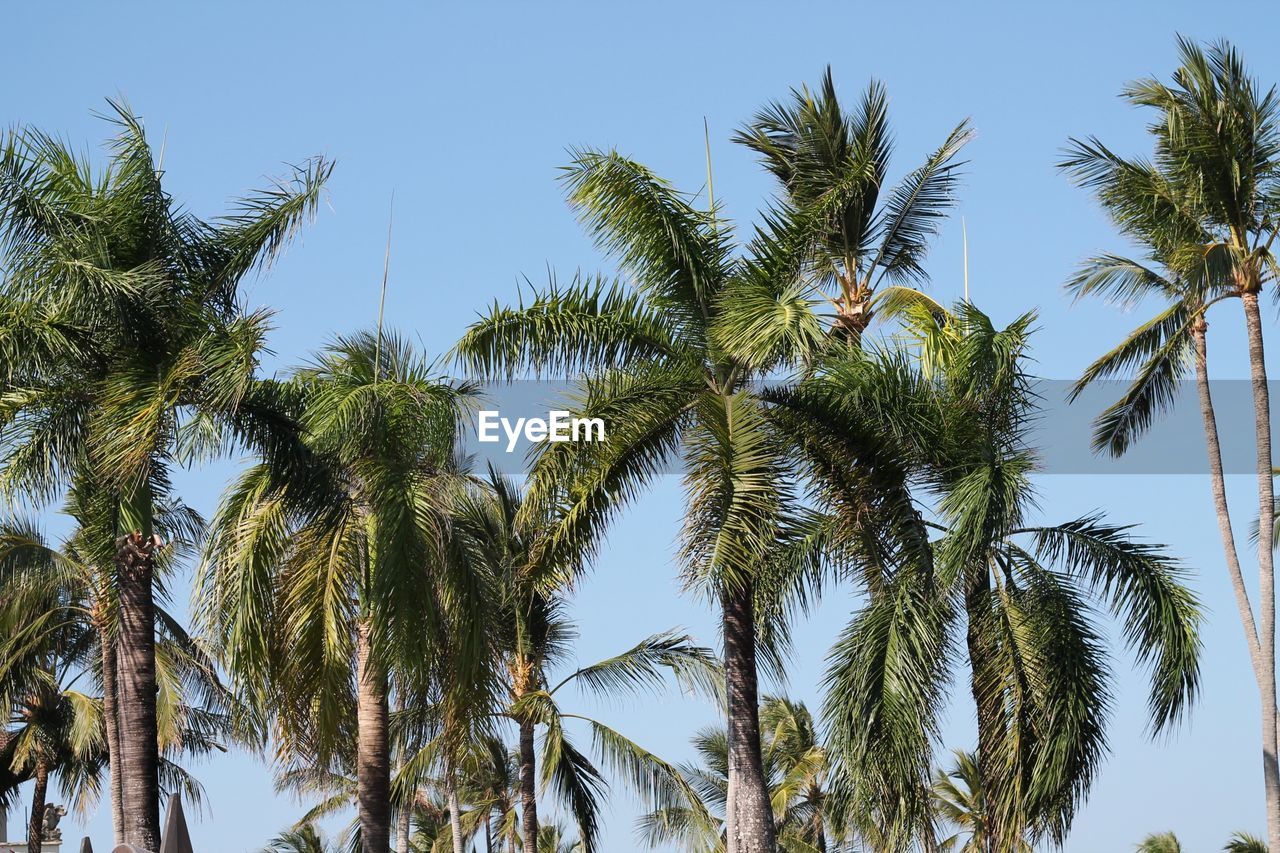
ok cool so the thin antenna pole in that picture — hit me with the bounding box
[962,217,970,302]
[375,192,395,385]
[703,117,716,225]
[156,125,169,175]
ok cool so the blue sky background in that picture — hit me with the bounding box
[4,2,1280,850]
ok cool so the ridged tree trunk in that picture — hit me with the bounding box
[518,718,538,853]
[116,531,161,852]
[395,793,412,853]
[1241,290,1280,852]
[721,583,777,853]
[26,761,47,853]
[356,621,392,853]
[99,619,126,844]
[965,571,1004,853]
[811,795,827,853]
[447,772,466,853]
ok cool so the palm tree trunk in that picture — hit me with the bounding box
[965,572,1003,853]
[99,620,126,844]
[1192,322,1265,667]
[447,771,466,853]
[486,816,493,853]
[116,531,161,852]
[813,806,826,853]
[518,718,538,853]
[356,621,392,853]
[395,795,412,853]
[721,583,777,853]
[1241,290,1280,852]
[26,761,47,853]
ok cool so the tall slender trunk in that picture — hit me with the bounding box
[99,619,126,845]
[1193,322,1265,666]
[26,761,47,853]
[395,792,412,853]
[810,790,827,853]
[1241,291,1280,852]
[486,815,493,853]
[447,770,466,853]
[721,583,777,853]
[518,718,538,853]
[965,570,1003,853]
[356,621,392,853]
[116,531,161,851]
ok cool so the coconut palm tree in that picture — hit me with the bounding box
[1061,38,1280,848]
[0,517,107,853]
[407,796,466,853]
[732,66,971,345]
[439,470,720,853]
[930,750,1031,853]
[0,506,234,845]
[759,697,833,851]
[638,696,847,853]
[199,332,485,853]
[0,599,105,853]
[536,824,585,853]
[274,740,433,853]
[457,736,520,853]
[1135,831,1267,853]
[262,822,341,853]
[1136,832,1183,853]
[768,304,1202,850]
[1225,833,1268,853]
[0,102,329,850]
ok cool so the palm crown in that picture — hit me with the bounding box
[770,305,1201,850]
[733,67,972,343]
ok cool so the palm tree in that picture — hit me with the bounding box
[930,750,1031,853]
[456,736,520,853]
[262,822,341,853]
[771,304,1201,850]
[454,130,841,852]
[536,824,585,853]
[1136,832,1183,853]
[1061,38,1280,848]
[274,740,431,853]
[0,102,329,850]
[758,698,833,851]
[0,509,233,847]
[442,470,720,853]
[1136,831,1267,853]
[407,796,466,853]
[200,332,484,853]
[732,66,971,345]
[0,597,104,853]
[638,696,847,853]
[638,725,731,852]
[0,518,106,853]
[0,488,236,833]
[1225,833,1269,853]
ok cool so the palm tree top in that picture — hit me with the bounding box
[734,66,972,312]
[0,99,331,505]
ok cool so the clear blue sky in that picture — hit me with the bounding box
[4,2,1280,850]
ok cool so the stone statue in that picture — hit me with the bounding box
[40,803,66,841]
